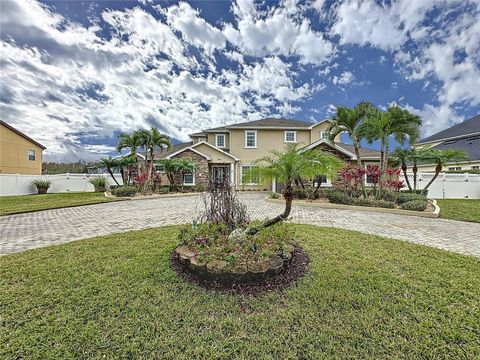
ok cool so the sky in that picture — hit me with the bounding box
[1,0,479,162]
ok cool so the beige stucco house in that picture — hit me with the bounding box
[158,118,381,191]
[0,121,45,175]
[413,114,479,172]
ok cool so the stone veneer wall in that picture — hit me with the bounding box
[171,149,209,186]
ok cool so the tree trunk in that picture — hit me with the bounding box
[353,140,367,198]
[413,160,418,191]
[246,182,293,236]
[401,160,412,191]
[107,168,120,186]
[313,176,322,194]
[423,164,442,191]
[384,140,390,173]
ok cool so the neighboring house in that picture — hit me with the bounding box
[414,114,480,172]
[157,118,382,191]
[0,120,45,175]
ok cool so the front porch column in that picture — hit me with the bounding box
[272,176,277,192]
[230,163,234,187]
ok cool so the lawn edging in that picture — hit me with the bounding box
[266,197,440,218]
[105,191,205,200]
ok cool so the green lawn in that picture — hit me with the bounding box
[0,192,124,216]
[1,225,479,359]
[437,199,480,223]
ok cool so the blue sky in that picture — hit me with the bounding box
[1,0,479,161]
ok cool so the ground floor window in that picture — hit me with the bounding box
[472,166,479,170]
[312,175,328,187]
[241,165,259,185]
[183,171,195,185]
[448,166,462,171]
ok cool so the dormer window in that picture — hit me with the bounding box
[284,131,296,143]
[215,134,225,148]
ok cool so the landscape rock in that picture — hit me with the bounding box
[206,259,228,273]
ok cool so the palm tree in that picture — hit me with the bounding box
[118,156,136,186]
[327,102,374,197]
[98,157,120,186]
[162,159,178,188]
[408,147,434,191]
[173,159,196,191]
[116,131,143,173]
[422,149,468,191]
[360,106,421,173]
[148,128,171,177]
[391,148,413,191]
[246,143,343,235]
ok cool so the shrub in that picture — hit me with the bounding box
[400,200,428,211]
[401,189,429,196]
[89,177,107,192]
[325,191,354,205]
[382,191,399,203]
[396,193,427,204]
[374,200,396,209]
[32,179,51,194]
[194,184,206,192]
[353,198,375,207]
[270,192,280,199]
[292,187,308,199]
[111,186,137,197]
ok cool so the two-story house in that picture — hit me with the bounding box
[0,120,45,175]
[413,114,479,172]
[159,118,382,191]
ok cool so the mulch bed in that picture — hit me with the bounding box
[170,247,309,296]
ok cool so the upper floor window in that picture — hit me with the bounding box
[155,164,165,172]
[320,131,328,140]
[245,130,257,148]
[28,149,36,161]
[215,134,225,148]
[284,131,296,143]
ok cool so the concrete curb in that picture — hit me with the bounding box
[266,197,440,218]
[105,191,204,201]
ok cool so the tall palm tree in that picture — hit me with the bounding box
[360,106,421,173]
[98,157,120,186]
[118,156,136,186]
[327,102,373,197]
[246,143,343,235]
[148,128,171,176]
[116,131,143,173]
[422,149,468,191]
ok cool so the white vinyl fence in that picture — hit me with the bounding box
[0,173,123,196]
[400,172,480,199]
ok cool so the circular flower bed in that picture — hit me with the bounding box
[171,222,309,294]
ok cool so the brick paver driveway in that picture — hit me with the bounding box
[1,193,479,256]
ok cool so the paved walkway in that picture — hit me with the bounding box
[1,193,479,257]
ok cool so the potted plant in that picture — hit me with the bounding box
[89,176,107,192]
[32,179,51,194]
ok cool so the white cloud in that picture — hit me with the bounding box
[224,0,334,65]
[332,71,355,86]
[0,0,315,161]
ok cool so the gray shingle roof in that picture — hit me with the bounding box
[155,141,193,158]
[418,114,480,143]
[432,136,480,161]
[225,118,313,129]
[335,143,381,158]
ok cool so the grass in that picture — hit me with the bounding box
[437,199,480,223]
[0,192,124,216]
[1,225,479,359]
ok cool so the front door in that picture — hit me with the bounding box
[212,166,229,187]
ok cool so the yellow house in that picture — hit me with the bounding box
[158,118,382,191]
[0,120,45,175]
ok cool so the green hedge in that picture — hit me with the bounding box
[111,186,137,197]
[325,191,354,205]
[396,193,427,204]
[400,200,428,211]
